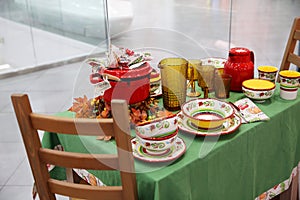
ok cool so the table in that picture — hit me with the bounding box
[42,86,300,200]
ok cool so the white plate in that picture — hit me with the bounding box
[177,112,241,136]
[131,137,186,162]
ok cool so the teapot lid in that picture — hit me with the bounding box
[229,47,251,56]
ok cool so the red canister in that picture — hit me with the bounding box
[224,47,255,92]
[90,62,152,104]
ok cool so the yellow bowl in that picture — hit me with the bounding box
[242,79,276,102]
[258,66,278,73]
[279,70,300,89]
[279,70,300,78]
[181,98,234,130]
[257,66,278,82]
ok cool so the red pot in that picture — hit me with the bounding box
[90,62,152,104]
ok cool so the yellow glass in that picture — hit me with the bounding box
[187,59,201,97]
[159,58,188,111]
[196,65,215,92]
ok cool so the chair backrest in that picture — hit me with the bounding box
[278,17,300,81]
[11,94,138,200]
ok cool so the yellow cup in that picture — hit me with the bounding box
[257,66,278,83]
[196,65,216,92]
[159,58,188,111]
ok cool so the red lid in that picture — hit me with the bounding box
[103,62,152,79]
[229,47,251,56]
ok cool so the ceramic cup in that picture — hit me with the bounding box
[257,66,278,83]
[279,70,300,100]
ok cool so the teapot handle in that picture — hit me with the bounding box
[250,51,255,65]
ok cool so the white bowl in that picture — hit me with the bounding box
[242,79,276,102]
[181,98,234,130]
[136,130,178,152]
[257,66,278,82]
[135,113,178,138]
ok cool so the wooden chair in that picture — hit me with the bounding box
[11,94,138,200]
[277,17,300,81]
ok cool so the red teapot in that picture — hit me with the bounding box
[224,47,254,92]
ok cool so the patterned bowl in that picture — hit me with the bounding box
[181,98,234,130]
[257,66,278,83]
[279,70,300,88]
[136,129,178,152]
[279,70,300,100]
[201,57,227,69]
[242,79,276,102]
[135,113,178,138]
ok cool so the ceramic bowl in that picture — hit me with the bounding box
[279,70,300,88]
[136,129,178,151]
[201,57,227,69]
[181,98,234,130]
[242,79,276,102]
[257,66,278,82]
[279,70,300,100]
[135,113,178,138]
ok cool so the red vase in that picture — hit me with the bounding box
[224,47,255,92]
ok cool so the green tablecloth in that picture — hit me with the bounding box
[42,86,300,200]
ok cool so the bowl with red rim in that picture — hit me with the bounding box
[242,79,276,102]
[279,70,300,100]
[136,129,178,152]
[181,98,234,130]
[257,66,278,83]
[135,113,178,138]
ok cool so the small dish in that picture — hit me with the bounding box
[242,79,276,102]
[177,112,241,136]
[131,137,186,162]
[181,98,234,130]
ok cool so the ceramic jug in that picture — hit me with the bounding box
[224,47,254,92]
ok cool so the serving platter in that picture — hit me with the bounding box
[131,137,186,162]
[177,112,241,136]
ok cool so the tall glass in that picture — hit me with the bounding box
[187,59,201,97]
[159,58,188,111]
[196,65,216,93]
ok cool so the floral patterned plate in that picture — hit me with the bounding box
[177,112,241,136]
[131,137,186,162]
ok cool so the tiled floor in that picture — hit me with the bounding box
[0,0,300,199]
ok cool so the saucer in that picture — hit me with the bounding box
[177,112,241,136]
[131,137,186,162]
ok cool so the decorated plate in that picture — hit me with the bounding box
[131,137,186,162]
[150,85,162,98]
[177,112,241,136]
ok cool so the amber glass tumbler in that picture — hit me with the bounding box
[159,58,188,111]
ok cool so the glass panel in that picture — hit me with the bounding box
[0,0,109,76]
[112,0,232,70]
